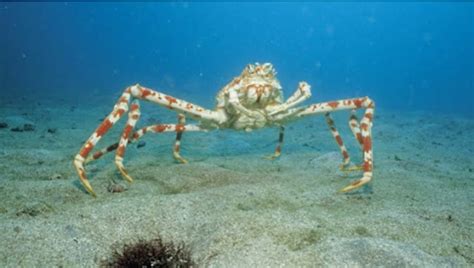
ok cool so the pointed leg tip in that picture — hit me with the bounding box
[339,176,371,193]
[178,157,189,164]
[174,156,188,164]
[117,166,134,183]
[123,174,134,183]
[173,152,188,164]
[82,181,98,197]
[339,186,355,193]
[339,180,364,193]
[339,184,352,193]
[264,153,281,161]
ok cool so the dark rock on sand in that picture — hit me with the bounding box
[16,203,54,217]
[23,123,35,131]
[10,123,36,132]
[11,127,24,132]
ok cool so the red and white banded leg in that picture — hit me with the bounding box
[115,100,141,183]
[292,97,375,193]
[265,126,285,160]
[325,113,351,167]
[87,122,206,164]
[74,84,223,196]
[73,89,132,197]
[349,110,364,149]
[333,110,365,172]
[173,114,187,164]
[344,104,375,192]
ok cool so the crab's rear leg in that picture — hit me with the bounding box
[336,110,365,172]
[73,88,132,197]
[349,110,364,149]
[173,114,188,164]
[265,126,285,160]
[340,104,374,192]
[325,113,351,168]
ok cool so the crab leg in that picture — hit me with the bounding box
[324,110,367,173]
[290,97,375,192]
[173,114,187,164]
[325,113,351,167]
[74,84,222,196]
[265,126,285,160]
[86,123,205,163]
[85,143,119,164]
[129,84,225,123]
[73,88,132,197]
[115,100,141,183]
[349,110,364,149]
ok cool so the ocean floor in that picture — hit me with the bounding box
[0,94,473,267]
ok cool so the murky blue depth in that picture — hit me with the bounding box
[1,2,473,116]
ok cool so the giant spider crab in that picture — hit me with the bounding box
[74,63,375,197]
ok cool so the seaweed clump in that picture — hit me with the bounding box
[102,236,194,268]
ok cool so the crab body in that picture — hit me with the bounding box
[74,63,375,197]
[214,63,285,131]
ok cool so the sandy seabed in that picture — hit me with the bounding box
[0,96,472,267]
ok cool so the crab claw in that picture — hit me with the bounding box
[339,172,372,193]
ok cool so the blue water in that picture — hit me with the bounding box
[2,2,473,116]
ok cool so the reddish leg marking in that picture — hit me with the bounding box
[173,114,187,163]
[266,126,285,160]
[295,96,376,193]
[349,111,364,147]
[325,113,351,166]
[115,100,141,182]
[73,87,132,196]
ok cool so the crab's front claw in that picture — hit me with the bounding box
[339,173,372,193]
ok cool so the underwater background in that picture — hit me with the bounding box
[2,2,473,115]
[1,2,473,267]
